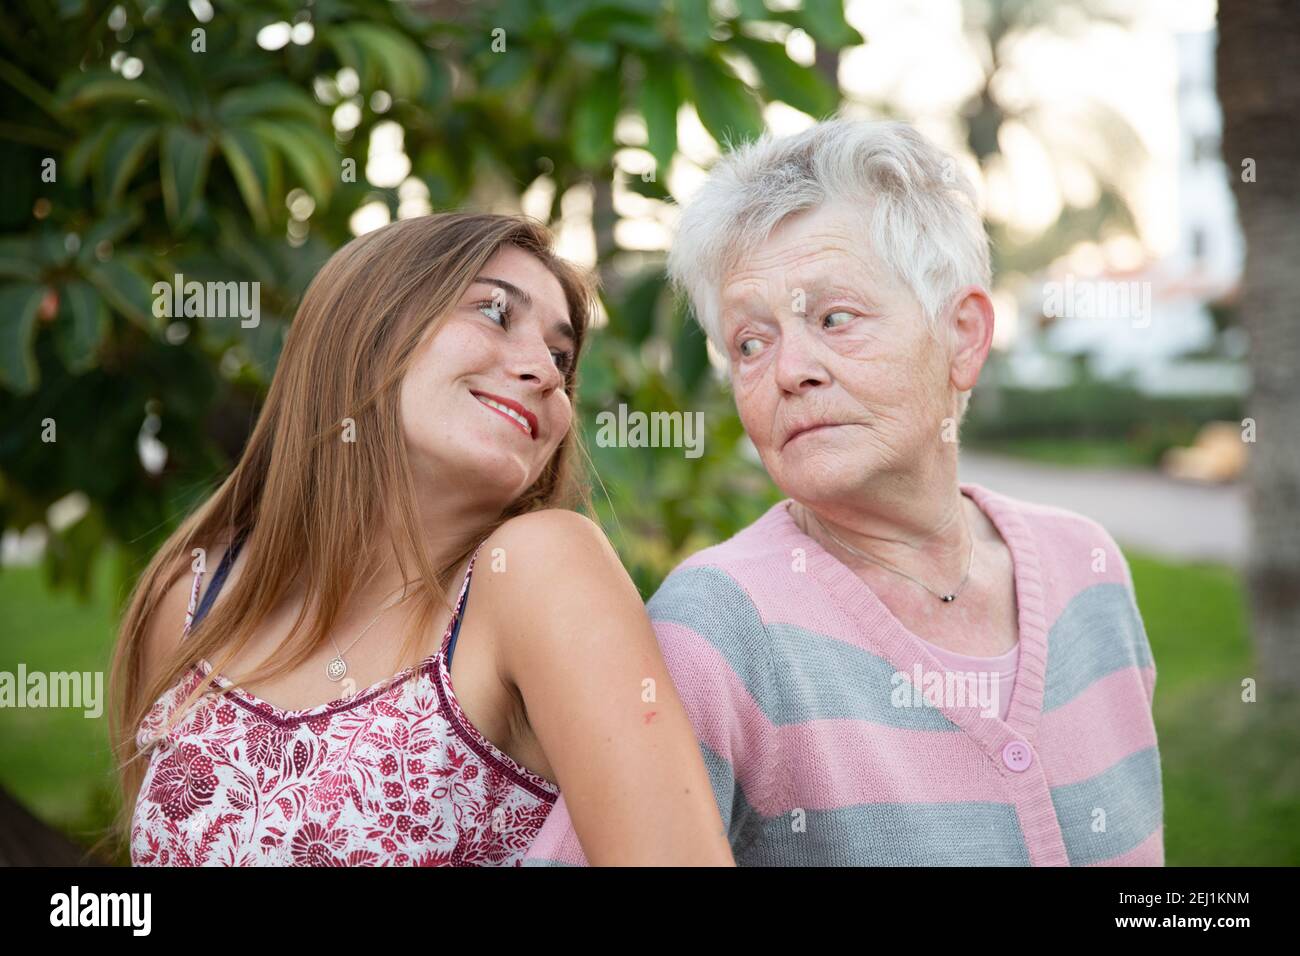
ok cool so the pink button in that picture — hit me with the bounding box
[1002,740,1033,772]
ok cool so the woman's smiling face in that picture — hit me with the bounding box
[399,243,577,506]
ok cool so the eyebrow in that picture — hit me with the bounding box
[471,275,576,343]
[473,275,531,307]
[724,281,878,318]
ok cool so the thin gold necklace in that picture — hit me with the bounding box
[800,502,976,603]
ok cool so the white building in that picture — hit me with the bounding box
[1006,28,1246,397]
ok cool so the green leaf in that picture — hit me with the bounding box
[0,237,42,281]
[799,0,865,48]
[243,314,287,379]
[733,35,837,117]
[218,127,279,231]
[671,295,711,394]
[416,147,466,207]
[97,123,159,204]
[329,24,430,99]
[247,120,337,207]
[419,54,453,106]
[38,230,70,268]
[570,40,618,70]
[216,84,323,126]
[617,269,664,344]
[638,62,680,176]
[328,29,374,91]
[56,280,108,373]
[625,170,671,200]
[60,71,172,114]
[66,122,120,186]
[75,207,144,268]
[161,125,213,229]
[571,69,622,168]
[683,57,764,148]
[85,258,154,329]
[0,281,45,393]
[573,10,664,51]
[479,50,534,94]
[544,0,592,33]
[675,0,715,52]
[45,506,108,599]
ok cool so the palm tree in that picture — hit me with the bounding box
[1217,0,1300,691]
[959,0,1146,277]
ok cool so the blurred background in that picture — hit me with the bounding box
[0,0,1296,865]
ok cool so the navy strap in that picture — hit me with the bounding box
[193,533,478,668]
[191,533,246,629]
[445,554,478,670]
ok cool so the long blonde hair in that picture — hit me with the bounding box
[104,212,597,857]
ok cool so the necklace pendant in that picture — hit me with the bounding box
[940,594,956,603]
[326,657,347,681]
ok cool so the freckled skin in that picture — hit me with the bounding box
[398,245,575,506]
[718,204,986,517]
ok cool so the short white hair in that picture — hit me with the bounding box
[667,118,991,419]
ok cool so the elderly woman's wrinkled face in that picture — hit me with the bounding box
[719,203,956,507]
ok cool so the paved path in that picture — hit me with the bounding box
[958,451,1248,568]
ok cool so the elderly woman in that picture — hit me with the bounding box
[526,118,1162,866]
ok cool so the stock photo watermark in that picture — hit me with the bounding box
[49,886,150,935]
[0,664,103,718]
[1042,273,1153,328]
[594,404,705,459]
[152,273,261,328]
[891,663,1003,719]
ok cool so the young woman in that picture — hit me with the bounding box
[108,213,734,866]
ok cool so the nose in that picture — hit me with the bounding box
[772,322,829,395]
[508,332,565,394]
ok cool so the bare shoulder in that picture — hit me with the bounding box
[470,509,644,643]
[138,544,226,689]
[477,509,622,584]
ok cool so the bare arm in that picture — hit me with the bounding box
[139,559,200,692]
[477,510,735,866]
[139,544,232,692]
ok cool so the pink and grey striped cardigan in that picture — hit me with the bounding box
[524,481,1163,866]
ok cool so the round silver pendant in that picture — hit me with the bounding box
[326,657,347,681]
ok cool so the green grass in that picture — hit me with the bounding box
[1,547,1296,865]
[0,555,125,859]
[966,436,1159,468]
[1127,552,1300,866]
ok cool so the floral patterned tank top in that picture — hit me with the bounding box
[130,539,559,866]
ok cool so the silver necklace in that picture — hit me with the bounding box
[325,588,410,682]
[802,504,976,603]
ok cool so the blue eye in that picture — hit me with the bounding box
[478,300,509,325]
[823,310,854,328]
[739,338,764,358]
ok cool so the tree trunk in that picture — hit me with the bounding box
[1217,0,1300,691]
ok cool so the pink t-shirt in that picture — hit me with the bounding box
[919,638,1020,722]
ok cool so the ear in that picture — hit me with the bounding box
[946,286,995,393]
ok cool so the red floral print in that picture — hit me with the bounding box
[131,548,558,866]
